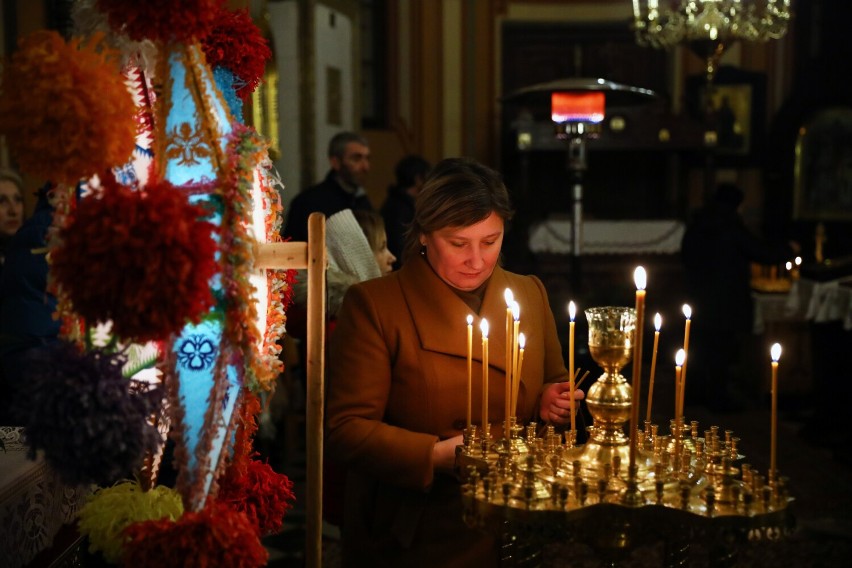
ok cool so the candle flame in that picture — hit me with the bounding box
[480,318,489,337]
[512,300,520,320]
[518,332,526,349]
[654,312,662,331]
[785,261,792,270]
[675,348,685,367]
[466,314,473,325]
[634,266,647,290]
[771,343,782,362]
[568,301,576,321]
[682,304,692,319]
[504,288,514,307]
[795,256,802,266]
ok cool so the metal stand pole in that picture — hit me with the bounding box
[568,134,587,291]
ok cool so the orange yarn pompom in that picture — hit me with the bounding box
[0,31,136,186]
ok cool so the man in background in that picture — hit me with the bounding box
[681,182,797,411]
[281,131,373,242]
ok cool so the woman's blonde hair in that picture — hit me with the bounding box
[353,209,387,253]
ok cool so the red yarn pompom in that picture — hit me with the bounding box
[217,458,296,536]
[122,502,267,568]
[0,31,135,186]
[202,7,271,100]
[95,0,224,43]
[51,177,219,343]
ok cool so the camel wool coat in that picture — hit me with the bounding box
[326,254,570,567]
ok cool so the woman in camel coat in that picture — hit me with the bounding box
[326,158,583,567]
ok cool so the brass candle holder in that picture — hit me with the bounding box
[457,303,795,563]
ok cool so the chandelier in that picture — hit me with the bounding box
[631,0,792,81]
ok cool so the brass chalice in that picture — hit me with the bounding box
[567,307,641,490]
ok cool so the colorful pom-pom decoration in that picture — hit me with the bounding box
[122,502,268,568]
[95,0,225,44]
[78,481,184,564]
[23,341,162,486]
[51,176,219,343]
[0,31,136,186]
[202,7,271,101]
[216,459,295,536]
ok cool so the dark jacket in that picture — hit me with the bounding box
[0,189,59,422]
[0,190,59,349]
[281,171,373,242]
[681,204,793,332]
[380,185,415,270]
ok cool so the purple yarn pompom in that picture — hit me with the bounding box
[23,341,162,486]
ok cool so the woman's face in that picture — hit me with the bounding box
[0,180,24,238]
[373,230,396,275]
[422,211,504,291]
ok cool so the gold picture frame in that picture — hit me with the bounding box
[686,66,766,166]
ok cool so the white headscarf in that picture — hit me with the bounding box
[326,209,381,282]
[291,209,381,315]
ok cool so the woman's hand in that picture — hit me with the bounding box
[539,382,585,425]
[432,434,464,474]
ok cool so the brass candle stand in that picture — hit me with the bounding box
[457,305,794,566]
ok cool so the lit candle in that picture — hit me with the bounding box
[629,266,647,474]
[568,300,577,432]
[504,289,514,439]
[480,318,490,436]
[770,342,782,480]
[511,301,521,420]
[512,333,526,416]
[793,256,802,280]
[466,314,473,430]
[674,349,685,420]
[645,313,662,423]
[679,304,692,411]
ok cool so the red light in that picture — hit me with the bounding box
[551,92,605,123]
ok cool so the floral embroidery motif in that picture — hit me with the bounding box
[165,122,212,166]
[176,334,217,371]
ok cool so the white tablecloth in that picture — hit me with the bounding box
[528,219,685,255]
[753,276,852,333]
[0,427,91,568]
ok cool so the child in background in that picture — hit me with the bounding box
[353,209,396,275]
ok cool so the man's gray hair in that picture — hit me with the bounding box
[328,131,369,159]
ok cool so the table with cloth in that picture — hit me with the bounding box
[0,427,91,568]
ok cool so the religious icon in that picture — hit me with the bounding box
[794,107,852,221]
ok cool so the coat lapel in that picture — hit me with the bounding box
[399,256,511,372]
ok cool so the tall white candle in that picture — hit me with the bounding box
[629,267,647,474]
[513,332,526,416]
[504,289,514,439]
[646,313,661,423]
[680,304,692,412]
[568,301,577,432]
[770,343,782,479]
[480,318,490,436]
[511,301,520,410]
[466,314,473,430]
[674,349,685,421]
